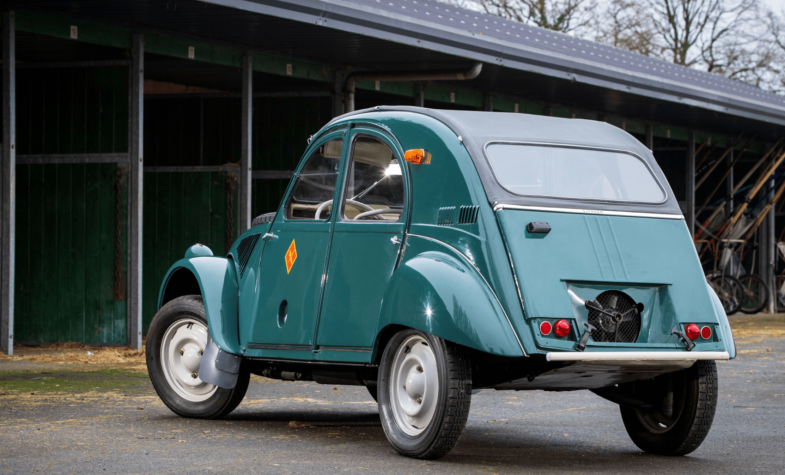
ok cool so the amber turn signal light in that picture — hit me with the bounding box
[554,320,570,338]
[685,323,700,341]
[404,149,431,165]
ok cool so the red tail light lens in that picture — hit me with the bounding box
[554,320,570,338]
[540,321,552,336]
[701,326,712,340]
[685,324,700,341]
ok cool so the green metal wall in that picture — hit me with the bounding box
[15,66,129,344]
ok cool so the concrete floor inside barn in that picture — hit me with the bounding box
[0,315,782,474]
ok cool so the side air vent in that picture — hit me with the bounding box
[236,234,261,277]
[437,206,455,225]
[458,205,479,224]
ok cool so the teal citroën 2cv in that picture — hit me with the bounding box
[146,106,735,459]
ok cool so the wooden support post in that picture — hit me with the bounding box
[239,54,253,236]
[686,130,696,237]
[645,124,654,150]
[1,11,14,355]
[767,177,776,312]
[415,84,425,108]
[127,34,144,350]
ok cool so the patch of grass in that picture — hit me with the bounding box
[0,369,150,394]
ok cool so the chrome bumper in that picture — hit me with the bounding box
[545,351,730,362]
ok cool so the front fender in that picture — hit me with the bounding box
[377,250,524,357]
[158,257,241,355]
[706,282,737,359]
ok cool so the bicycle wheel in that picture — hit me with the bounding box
[738,275,768,314]
[709,275,743,316]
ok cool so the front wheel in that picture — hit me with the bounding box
[146,295,250,419]
[378,329,472,460]
[620,360,718,455]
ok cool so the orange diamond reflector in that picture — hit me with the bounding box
[404,149,431,165]
[285,239,297,274]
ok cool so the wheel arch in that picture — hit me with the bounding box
[158,256,242,355]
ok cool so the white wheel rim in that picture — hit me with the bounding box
[389,335,439,436]
[160,318,218,402]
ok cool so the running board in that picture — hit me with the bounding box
[546,351,730,362]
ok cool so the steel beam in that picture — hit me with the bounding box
[415,84,424,107]
[767,177,776,313]
[239,54,253,236]
[686,130,695,236]
[727,148,734,214]
[17,153,129,165]
[17,60,130,69]
[1,11,14,355]
[252,170,294,179]
[127,34,144,350]
[144,91,331,100]
[333,70,345,118]
[645,124,654,150]
[146,165,239,173]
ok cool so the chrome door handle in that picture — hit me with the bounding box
[262,233,277,241]
[391,236,401,245]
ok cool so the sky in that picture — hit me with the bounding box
[761,0,783,14]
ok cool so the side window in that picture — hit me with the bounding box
[284,138,343,220]
[341,136,404,222]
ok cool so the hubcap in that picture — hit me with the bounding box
[390,335,438,436]
[160,318,217,402]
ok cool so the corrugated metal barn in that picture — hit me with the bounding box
[1,0,784,353]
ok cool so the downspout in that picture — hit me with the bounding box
[343,62,482,113]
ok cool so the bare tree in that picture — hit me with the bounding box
[461,0,598,34]
[594,0,659,55]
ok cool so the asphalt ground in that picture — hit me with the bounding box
[0,315,783,474]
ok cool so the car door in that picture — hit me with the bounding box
[245,133,346,353]
[316,129,408,354]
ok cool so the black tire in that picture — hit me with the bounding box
[252,212,276,227]
[378,329,471,460]
[146,295,250,419]
[738,274,769,314]
[620,360,718,456]
[709,275,743,316]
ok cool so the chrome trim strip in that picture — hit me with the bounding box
[318,347,373,353]
[493,204,684,220]
[407,233,526,356]
[483,141,669,205]
[247,343,313,351]
[546,351,730,362]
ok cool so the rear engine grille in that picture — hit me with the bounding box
[236,234,261,277]
[587,290,641,343]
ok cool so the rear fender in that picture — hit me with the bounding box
[375,249,524,359]
[706,282,737,359]
[158,257,241,355]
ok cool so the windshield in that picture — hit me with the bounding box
[485,143,666,203]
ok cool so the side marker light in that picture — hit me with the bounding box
[404,149,432,165]
[554,320,570,338]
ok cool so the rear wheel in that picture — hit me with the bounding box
[378,329,472,460]
[738,274,768,314]
[620,361,718,455]
[146,295,250,419]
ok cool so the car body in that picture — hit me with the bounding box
[149,107,734,458]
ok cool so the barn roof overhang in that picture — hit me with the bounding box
[6,0,785,141]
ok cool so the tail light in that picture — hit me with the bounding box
[554,320,570,338]
[685,324,700,341]
[701,326,712,340]
[539,321,552,336]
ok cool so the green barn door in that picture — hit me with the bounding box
[14,66,129,344]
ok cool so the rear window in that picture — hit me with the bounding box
[485,143,666,203]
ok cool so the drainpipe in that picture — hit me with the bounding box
[344,62,482,113]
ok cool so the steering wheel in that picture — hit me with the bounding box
[354,208,401,220]
[314,199,375,220]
